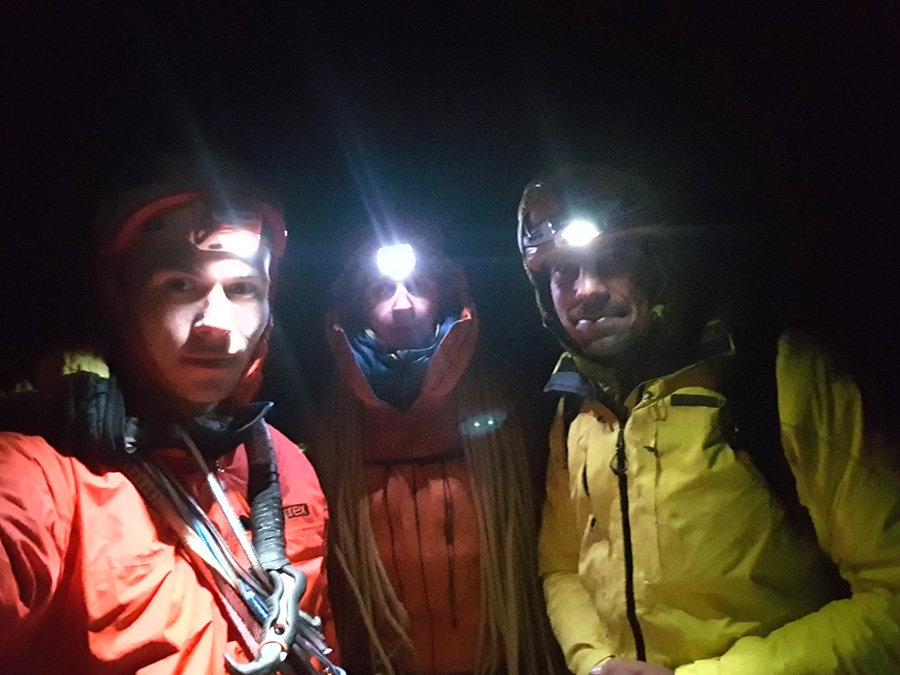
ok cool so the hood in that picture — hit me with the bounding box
[325,306,479,413]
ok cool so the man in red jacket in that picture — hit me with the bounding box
[0,151,339,674]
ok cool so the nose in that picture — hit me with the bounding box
[575,268,610,299]
[390,284,415,312]
[195,285,234,333]
[194,285,248,354]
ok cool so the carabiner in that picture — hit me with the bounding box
[225,567,305,675]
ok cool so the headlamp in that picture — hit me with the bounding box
[376,243,417,281]
[148,199,265,257]
[188,205,263,256]
[519,216,604,270]
[559,219,603,246]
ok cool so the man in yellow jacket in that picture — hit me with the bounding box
[517,165,900,674]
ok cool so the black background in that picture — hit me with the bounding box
[2,1,899,427]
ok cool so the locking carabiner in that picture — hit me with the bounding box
[225,566,305,675]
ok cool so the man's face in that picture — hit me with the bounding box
[364,272,439,350]
[548,243,653,360]
[121,211,271,416]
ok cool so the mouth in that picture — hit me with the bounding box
[572,306,630,324]
[391,317,418,328]
[574,316,628,332]
[567,306,634,342]
[181,355,241,369]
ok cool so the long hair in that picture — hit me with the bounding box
[314,350,562,675]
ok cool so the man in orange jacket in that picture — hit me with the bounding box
[0,151,339,674]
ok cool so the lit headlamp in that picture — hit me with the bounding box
[518,190,652,272]
[519,216,604,271]
[375,243,417,281]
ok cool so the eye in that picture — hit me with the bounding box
[225,279,264,298]
[161,275,196,294]
[369,279,397,302]
[405,273,437,299]
[550,262,580,284]
[594,247,638,279]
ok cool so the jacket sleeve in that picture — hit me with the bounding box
[539,407,615,675]
[677,334,900,675]
[0,432,77,659]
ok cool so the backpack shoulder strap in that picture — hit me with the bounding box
[727,335,813,534]
[544,354,596,458]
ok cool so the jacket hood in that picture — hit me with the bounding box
[325,306,478,414]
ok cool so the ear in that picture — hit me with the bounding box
[100,269,129,323]
[97,259,144,348]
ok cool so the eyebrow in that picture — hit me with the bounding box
[147,264,268,281]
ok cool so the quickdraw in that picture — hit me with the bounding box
[183,419,344,675]
[225,567,303,675]
[226,565,343,675]
[133,416,344,675]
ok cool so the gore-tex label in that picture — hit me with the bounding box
[283,503,310,519]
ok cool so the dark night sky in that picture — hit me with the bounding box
[2,2,899,419]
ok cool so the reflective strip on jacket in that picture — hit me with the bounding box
[0,424,334,675]
[539,332,900,674]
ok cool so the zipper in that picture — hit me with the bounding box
[611,424,647,661]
